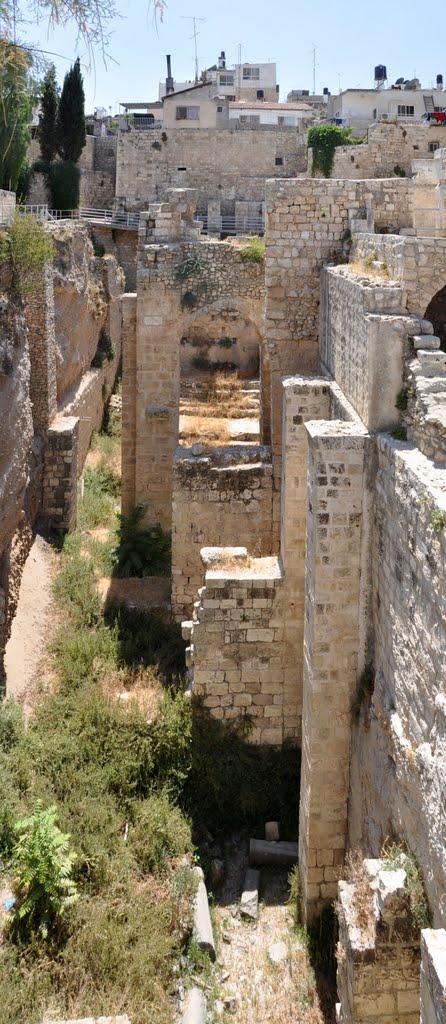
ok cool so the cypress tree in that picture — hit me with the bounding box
[57,57,86,163]
[39,64,58,164]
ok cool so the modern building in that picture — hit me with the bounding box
[326,76,446,134]
[228,100,313,127]
[159,53,278,103]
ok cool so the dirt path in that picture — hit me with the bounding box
[4,533,56,713]
[211,837,328,1024]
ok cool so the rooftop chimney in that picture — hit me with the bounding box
[218,50,226,70]
[166,54,174,95]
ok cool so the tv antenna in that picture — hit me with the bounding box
[181,15,206,83]
[310,42,318,95]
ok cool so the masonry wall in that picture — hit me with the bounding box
[421,930,446,1024]
[123,201,265,531]
[187,551,300,745]
[320,265,415,430]
[172,446,273,619]
[350,233,446,320]
[348,437,446,926]
[28,136,117,209]
[326,122,441,180]
[116,127,307,212]
[90,225,138,290]
[264,176,413,544]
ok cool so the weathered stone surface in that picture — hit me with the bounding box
[268,941,288,964]
[240,869,260,919]
[249,840,298,868]
[182,987,207,1024]
[265,822,280,842]
[192,867,216,961]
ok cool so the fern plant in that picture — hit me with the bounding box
[11,802,78,939]
[112,504,171,577]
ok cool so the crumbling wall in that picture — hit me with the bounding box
[336,858,421,1024]
[172,446,273,619]
[122,191,265,531]
[185,548,299,745]
[116,127,307,212]
[89,225,138,290]
[350,233,446,320]
[348,437,446,926]
[324,122,441,180]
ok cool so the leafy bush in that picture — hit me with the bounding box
[240,235,265,262]
[129,791,193,875]
[381,841,432,929]
[77,464,120,530]
[53,541,102,628]
[0,699,25,752]
[105,606,186,684]
[11,802,78,939]
[112,505,171,577]
[307,124,358,178]
[8,214,55,294]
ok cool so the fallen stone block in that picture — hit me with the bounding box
[193,866,216,961]
[240,868,260,919]
[182,987,208,1024]
[412,335,441,351]
[265,821,280,841]
[249,839,298,868]
[268,941,288,964]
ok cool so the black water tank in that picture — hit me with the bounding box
[374,64,387,82]
[323,86,329,95]
[437,74,443,87]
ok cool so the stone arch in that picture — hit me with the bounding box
[425,285,446,351]
[180,297,262,379]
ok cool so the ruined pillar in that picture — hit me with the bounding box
[298,420,368,921]
[281,377,330,743]
[24,265,57,432]
[121,293,137,514]
[207,199,221,235]
[40,416,79,532]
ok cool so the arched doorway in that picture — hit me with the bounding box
[425,285,446,351]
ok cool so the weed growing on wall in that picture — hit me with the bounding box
[431,507,446,532]
[381,841,432,929]
[307,125,361,178]
[240,235,265,262]
[7,214,55,295]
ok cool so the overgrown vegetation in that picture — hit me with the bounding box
[176,251,205,281]
[240,235,265,262]
[431,507,446,532]
[4,214,55,295]
[307,124,361,178]
[112,505,171,578]
[395,386,409,411]
[381,841,432,929]
[0,44,34,193]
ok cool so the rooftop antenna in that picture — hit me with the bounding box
[181,15,206,84]
[311,42,318,95]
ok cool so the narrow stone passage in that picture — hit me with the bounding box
[211,836,328,1024]
[4,533,56,712]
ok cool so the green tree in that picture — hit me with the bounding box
[0,45,33,192]
[57,58,86,163]
[39,63,58,164]
[11,802,78,939]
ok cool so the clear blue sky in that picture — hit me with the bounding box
[28,0,446,112]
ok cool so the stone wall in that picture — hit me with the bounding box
[172,446,273,620]
[28,136,117,209]
[0,188,15,225]
[320,265,419,431]
[336,858,421,1024]
[324,122,442,180]
[264,176,413,544]
[89,225,138,290]
[116,127,307,212]
[185,548,300,745]
[41,416,79,532]
[421,929,446,1024]
[348,436,446,926]
[350,233,446,321]
[122,191,265,532]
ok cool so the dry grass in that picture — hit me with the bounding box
[103,665,163,718]
[342,850,375,932]
[180,371,254,420]
[347,260,390,281]
[179,414,230,446]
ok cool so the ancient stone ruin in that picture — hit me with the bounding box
[2,125,446,1023]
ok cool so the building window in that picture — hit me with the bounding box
[219,73,234,86]
[429,141,440,152]
[177,166,187,171]
[256,89,264,99]
[217,106,223,112]
[240,114,260,124]
[275,156,283,165]
[227,95,236,102]
[176,106,199,120]
[278,115,294,126]
[243,67,260,80]
[397,105,414,117]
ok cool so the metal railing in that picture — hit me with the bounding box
[195,214,264,237]
[18,205,140,229]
